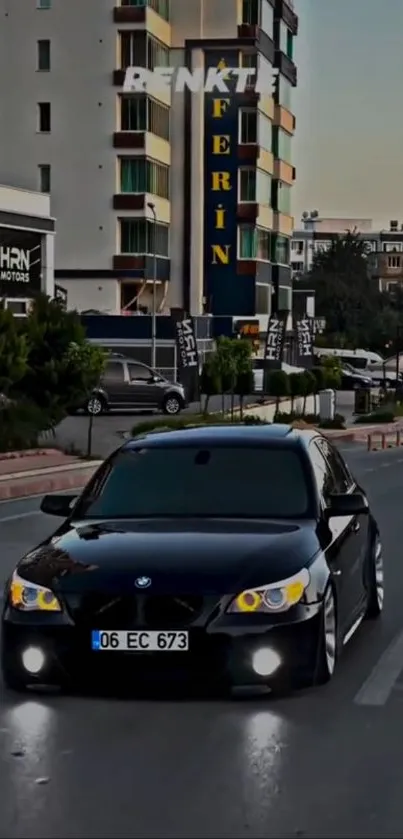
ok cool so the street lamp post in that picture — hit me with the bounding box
[147,202,157,369]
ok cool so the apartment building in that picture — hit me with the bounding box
[291,215,403,293]
[0,0,298,318]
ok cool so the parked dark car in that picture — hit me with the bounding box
[83,357,186,415]
[339,367,372,390]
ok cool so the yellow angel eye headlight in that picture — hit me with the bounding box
[284,580,305,605]
[235,590,262,612]
[9,572,61,612]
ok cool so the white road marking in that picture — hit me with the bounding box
[354,629,403,706]
[0,510,42,524]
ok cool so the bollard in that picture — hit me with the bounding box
[382,433,386,450]
[367,434,371,452]
[397,430,401,447]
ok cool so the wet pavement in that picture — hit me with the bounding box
[0,441,402,837]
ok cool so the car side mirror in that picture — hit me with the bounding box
[325,492,369,518]
[151,374,162,383]
[40,493,77,517]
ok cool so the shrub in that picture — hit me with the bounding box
[354,409,395,424]
[0,401,51,453]
[131,413,269,438]
[318,414,346,430]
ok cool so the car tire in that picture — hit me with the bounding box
[162,394,182,415]
[315,584,338,685]
[365,533,384,619]
[86,395,107,416]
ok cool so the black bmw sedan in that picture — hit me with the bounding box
[1,425,384,695]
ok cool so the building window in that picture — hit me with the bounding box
[384,242,402,252]
[256,228,271,259]
[279,21,289,55]
[388,256,401,268]
[37,102,51,132]
[255,283,271,314]
[239,168,256,202]
[120,0,170,20]
[239,109,257,143]
[38,164,51,193]
[37,39,50,71]
[277,182,291,215]
[292,261,304,273]
[287,30,294,60]
[278,285,292,310]
[120,218,169,256]
[241,52,258,70]
[238,225,270,259]
[258,113,272,151]
[37,0,51,7]
[119,96,170,140]
[261,0,274,37]
[292,240,304,254]
[277,75,292,111]
[272,234,290,264]
[273,126,292,163]
[242,0,259,25]
[119,157,169,199]
[239,168,271,204]
[119,32,169,70]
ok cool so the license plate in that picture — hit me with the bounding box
[91,630,189,652]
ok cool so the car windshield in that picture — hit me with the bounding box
[76,445,310,520]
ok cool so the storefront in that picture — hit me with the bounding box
[0,185,55,315]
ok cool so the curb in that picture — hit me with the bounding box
[0,448,62,461]
[0,464,100,501]
[0,459,103,483]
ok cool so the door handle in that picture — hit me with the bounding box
[332,569,342,576]
[352,521,360,533]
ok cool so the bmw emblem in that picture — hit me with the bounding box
[135,576,151,589]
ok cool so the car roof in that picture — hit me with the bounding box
[122,424,321,450]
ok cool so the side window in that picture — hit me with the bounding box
[103,362,124,382]
[310,441,337,500]
[318,439,353,493]
[128,363,153,381]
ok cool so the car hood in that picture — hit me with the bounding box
[16,518,321,596]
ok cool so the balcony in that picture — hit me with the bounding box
[113,132,145,149]
[113,5,146,23]
[113,194,146,210]
[237,25,275,63]
[237,203,258,222]
[274,51,297,86]
[113,255,145,271]
[274,0,298,35]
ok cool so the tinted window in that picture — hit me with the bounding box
[310,442,337,499]
[318,439,353,493]
[128,363,153,381]
[104,362,124,382]
[77,446,310,519]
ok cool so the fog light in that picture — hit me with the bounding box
[252,648,281,677]
[21,647,45,675]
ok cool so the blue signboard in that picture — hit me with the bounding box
[203,51,245,316]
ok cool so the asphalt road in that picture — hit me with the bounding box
[52,391,356,459]
[0,440,402,837]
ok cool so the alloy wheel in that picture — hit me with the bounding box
[323,587,337,676]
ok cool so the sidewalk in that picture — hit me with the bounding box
[0,449,102,501]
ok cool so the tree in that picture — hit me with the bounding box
[267,369,289,415]
[15,294,106,425]
[300,369,316,415]
[211,337,238,415]
[288,371,304,414]
[200,356,220,415]
[232,339,254,419]
[298,231,398,351]
[0,306,28,396]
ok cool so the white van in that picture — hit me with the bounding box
[313,348,384,371]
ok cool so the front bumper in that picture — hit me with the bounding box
[2,602,322,689]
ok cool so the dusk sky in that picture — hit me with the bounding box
[292,0,403,228]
